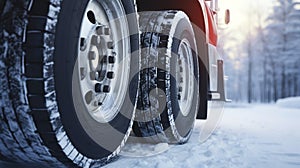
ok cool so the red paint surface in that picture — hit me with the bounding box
[205,3,218,46]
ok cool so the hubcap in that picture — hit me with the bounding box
[77,0,130,123]
[176,39,195,116]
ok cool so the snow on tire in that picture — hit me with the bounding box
[0,0,139,167]
[133,11,200,144]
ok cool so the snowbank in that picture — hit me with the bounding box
[276,97,300,109]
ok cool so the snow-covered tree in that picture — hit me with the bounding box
[265,0,300,101]
[220,0,300,103]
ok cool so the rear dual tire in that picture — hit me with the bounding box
[133,11,200,144]
[0,0,138,167]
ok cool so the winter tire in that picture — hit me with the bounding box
[133,11,200,144]
[0,0,139,167]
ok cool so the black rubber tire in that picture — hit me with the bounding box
[133,11,200,144]
[0,0,139,167]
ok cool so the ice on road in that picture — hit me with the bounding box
[105,104,300,168]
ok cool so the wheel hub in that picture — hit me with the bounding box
[81,23,116,107]
[176,39,195,116]
[76,0,131,123]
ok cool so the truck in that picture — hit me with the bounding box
[0,0,229,167]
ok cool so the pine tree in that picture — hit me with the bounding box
[265,0,300,101]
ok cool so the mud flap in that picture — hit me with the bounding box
[208,60,230,102]
[196,59,229,120]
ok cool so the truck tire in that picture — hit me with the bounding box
[133,11,200,144]
[0,0,139,167]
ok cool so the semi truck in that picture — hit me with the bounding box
[0,0,229,167]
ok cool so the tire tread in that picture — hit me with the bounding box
[0,0,74,167]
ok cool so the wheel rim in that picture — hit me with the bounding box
[77,0,130,123]
[176,38,195,116]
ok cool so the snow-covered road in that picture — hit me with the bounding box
[1,104,299,168]
[105,104,300,168]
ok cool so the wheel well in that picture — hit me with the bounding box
[136,0,206,34]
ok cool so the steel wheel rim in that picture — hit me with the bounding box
[76,0,131,123]
[176,38,195,116]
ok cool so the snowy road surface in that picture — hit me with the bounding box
[1,104,299,168]
[105,104,300,168]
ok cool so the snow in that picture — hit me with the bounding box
[276,97,300,109]
[104,104,300,168]
[1,104,299,168]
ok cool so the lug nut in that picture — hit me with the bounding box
[80,38,87,51]
[178,94,181,100]
[180,77,184,83]
[90,71,99,80]
[103,27,110,35]
[107,42,114,49]
[96,26,110,35]
[95,83,111,93]
[103,85,110,93]
[108,56,116,64]
[91,35,100,45]
[80,67,87,80]
[107,72,115,79]
[102,55,115,64]
[178,87,183,92]
[178,59,182,65]
[89,51,96,60]
[95,83,102,93]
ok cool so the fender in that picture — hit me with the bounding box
[136,0,211,43]
[198,0,215,45]
[203,1,218,46]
